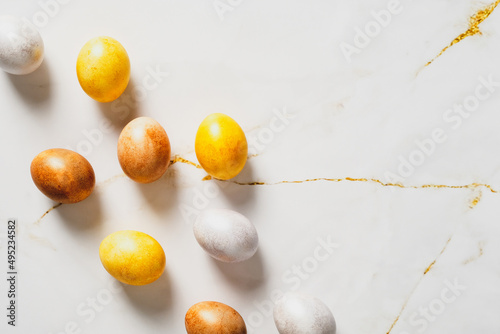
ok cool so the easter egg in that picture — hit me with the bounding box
[185,301,247,334]
[99,230,166,286]
[76,36,130,102]
[194,209,258,263]
[0,16,44,75]
[273,292,336,334]
[117,117,171,183]
[195,113,247,180]
[30,148,95,204]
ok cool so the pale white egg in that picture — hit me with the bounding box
[0,16,44,75]
[194,209,258,263]
[274,292,337,334]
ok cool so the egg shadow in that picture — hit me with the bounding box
[6,60,52,105]
[56,191,103,231]
[98,77,140,129]
[217,159,257,214]
[211,249,266,291]
[136,166,179,214]
[121,270,173,316]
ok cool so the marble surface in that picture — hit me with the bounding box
[1,0,500,333]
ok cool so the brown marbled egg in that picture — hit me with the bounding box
[117,117,171,183]
[30,148,95,204]
[185,301,247,334]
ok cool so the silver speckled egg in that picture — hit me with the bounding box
[274,292,336,334]
[194,209,258,263]
[0,16,44,75]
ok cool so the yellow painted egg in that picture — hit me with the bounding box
[195,113,247,180]
[99,230,166,286]
[30,148,95,204]
[76,36,130,103]
[185,301,247,334]
[117,117,171,183]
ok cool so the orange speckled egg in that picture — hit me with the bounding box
[185,301,247,334]
[117,117,171,183]
[30,148,95,204]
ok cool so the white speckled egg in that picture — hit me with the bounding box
[0,16,44,75]
[194,209,258,263]
[274,292,336,334]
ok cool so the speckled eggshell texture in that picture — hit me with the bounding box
[76,36,130,102]
[185,301,247,334]
[99,230,166,286]
[117,116,171,183]
[30,148,95,204]
[0,16,44,75]
[193,209,259,263]
[195,113,248,180]
[273,292,337,334]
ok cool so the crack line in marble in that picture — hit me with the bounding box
[469,190,483,209]
[33,155,499,225]
[30,157,488,329]
[225,177,499,194]
[426,0,500,66]
[386,236,453,334]
[34,203,63,225]
[171,155,202,169]
[463,242,484,264]
[96,173,127,188]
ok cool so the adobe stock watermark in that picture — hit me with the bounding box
[48,279,123,334]
[247,107,296,156]
[65,65,169,158]
[179,180,230,225]
[22,0,74,30]
[339,0,405,63]
[213,0,243,21]
[383,74,499,184]
[396,278,466,334]
[246,234,340,333]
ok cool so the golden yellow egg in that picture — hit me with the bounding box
[185,301,247,334]
[99,230,166,286]
[30,148,95,204]
[195,113,248,180]
[117,117,171,183]
[76,36,130,103]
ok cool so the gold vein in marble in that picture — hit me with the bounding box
[96,173,127,189]
[386,236,453,334]
[31,153,493,332]
[463,242,484,264]
[170,156,202,169]
[424,237,452,275]
[426,0,500,66]
[469,190,483,208]
[227,177,499,193]
[33,154,499,225]
[34,203,62,225]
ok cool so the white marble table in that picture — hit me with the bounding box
[1,0,500,333]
